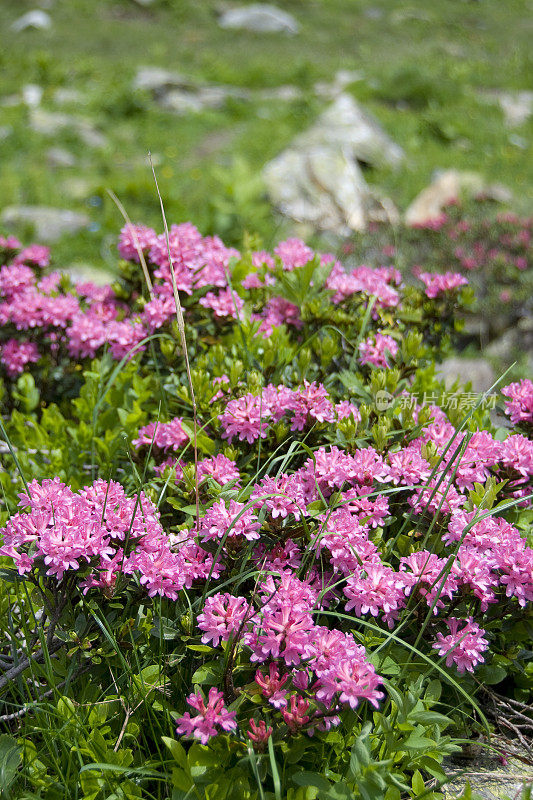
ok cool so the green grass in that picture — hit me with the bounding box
[0,0,532,266]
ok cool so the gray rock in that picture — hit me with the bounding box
[53,88,84,106]
[22,84,43,107]
[405,170,511,226]
[482,89,533,127]
[133,67,252,113]
[133,67,190,93]
[294,94,404,169]
[63,264,116,286]
[436,357,495,394]
[443,740,533,800]
[29,109,107,148]
[46,147,76,168]
[218,4,299,34]
[1,206,91,243]
[263,93,401,234]
[10,9,52,31]
[314,69,363,100]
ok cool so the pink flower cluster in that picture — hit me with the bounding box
[176,688,237,744]
[432,617,488,673]
[416,270,468,298]
[0,478,218,599]
[359,332,399,369]
[1,339,40,377]
[132,417,188,452]
[502,379,533,426]
[218,382,360,444]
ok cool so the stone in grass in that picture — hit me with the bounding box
[62,263,116,286]
[436,357,495,395]
[218,4,299,34]
[405,170,512,227]
[1,206,91,243]
[263,93,401,234]
[46,147,76,168]
[30,109,108,149]
[10,10,52,32]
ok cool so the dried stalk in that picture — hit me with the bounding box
[148,154,200,531]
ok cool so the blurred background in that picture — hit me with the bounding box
[1,0,531,259]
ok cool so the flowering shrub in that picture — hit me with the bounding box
[344,200,533,348]
[0,222,531,799]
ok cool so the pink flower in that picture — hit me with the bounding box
[281,695,311,733]
[247,719,273,749]
[133,418,188,452]
[255,663,289,708]
[1,339,40,376]
[14,244,50,269]
[197,593,252,647]
[199,500,261,542]
[199,288,244,319]
[417,271,468,298]
[432,617,488,673]
[274,238,314,270]
[359,333,398,369]
[176,687,237,744]
[117,224,157,261]
[502,379,533,425]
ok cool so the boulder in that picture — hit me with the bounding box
[133,67,249,113]
[22,84,43,108]
[405,170,511,226]
[1,206,91,243]
[63,264,116,285]
[30,109,108,148]
[10,10,52,31]
[482,89,533,127]
[436,357,495,394]
[218,4,299,34]
[263,93,402,234]
[46,147,76,168]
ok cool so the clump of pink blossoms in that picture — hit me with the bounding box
[432,617,489,673]
[176,688,237,744]
[502,379,533,426]
[1,339,40,376]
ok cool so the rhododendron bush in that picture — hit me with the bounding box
[0,223,531,800]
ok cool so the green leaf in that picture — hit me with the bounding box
[191,660,223,686]
[412,770,425,795]
[162,738,188,770]
[292,771,331,792]
[0,734,22,795]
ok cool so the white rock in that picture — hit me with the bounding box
[296,94,404,169]
[1,206,91,243]
[263,93,402,234]
[133,67,190,93]
[218,4,299,34]
[63,264,116,285]
[46,147,76,168]
[405,170,511,226]
[11,10,52,32]
[264,146,398,235]
[30,109,108,148]
[436,357,495,394]
[53,88,84,106]
[22,84,43,108]
[482,90,533,127]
